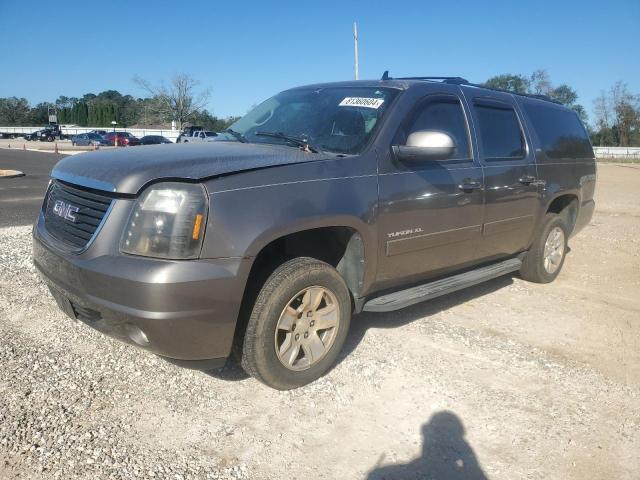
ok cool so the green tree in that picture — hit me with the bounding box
[28,102,52,125]
[483,74,530,94]
[0,97,31,125]
[610,81,639,147]
[190,110,240,131]
[484,70,588,123]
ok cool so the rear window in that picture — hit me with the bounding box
[474,103,525,159]
[523,103,593,159]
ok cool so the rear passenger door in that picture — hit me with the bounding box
[376,93,484,288]
[464,91,539,259]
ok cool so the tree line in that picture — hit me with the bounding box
[0,74,238,132]
[1,71,638,146]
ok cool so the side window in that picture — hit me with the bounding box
[522,102,593,159]
[474,103,525,160]
[397,97,471,160]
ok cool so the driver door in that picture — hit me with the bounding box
[376,93,485,289]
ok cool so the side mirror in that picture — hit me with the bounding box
[393,130,456,163]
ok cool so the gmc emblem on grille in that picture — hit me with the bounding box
[53,199,80,222]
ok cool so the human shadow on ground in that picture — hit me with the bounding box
[366,410,488,480]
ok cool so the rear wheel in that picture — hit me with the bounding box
[520,213,568,283]
[241,257,351,390]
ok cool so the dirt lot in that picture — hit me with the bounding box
[1,163,639,479]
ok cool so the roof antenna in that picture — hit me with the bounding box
[381,70,390,81]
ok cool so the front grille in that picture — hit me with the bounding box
[43,180,113,249]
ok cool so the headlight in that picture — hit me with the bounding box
[120,182,208,259]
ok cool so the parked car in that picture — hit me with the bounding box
[103,131,140,146]
[24,130,45,141]
[177,130,217,143]
[89,129,108,136]
[71,133,107,146]
[25,126,63,142]
[33,75,596,390]
[176,126,204,143]
[139,135,173,145]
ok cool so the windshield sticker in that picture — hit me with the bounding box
[339,97,385,109]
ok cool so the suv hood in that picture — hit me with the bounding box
[52,142,325,194]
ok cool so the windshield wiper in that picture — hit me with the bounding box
[255,131,322,154]
[221,128,248,143]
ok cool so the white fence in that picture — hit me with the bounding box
[592,146,640,159]
[0,126,180,142]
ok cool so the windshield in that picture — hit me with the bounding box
[221,87,399,154]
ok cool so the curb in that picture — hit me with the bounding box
[0,169,26,179]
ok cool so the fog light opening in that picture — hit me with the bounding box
[125,324,150,346]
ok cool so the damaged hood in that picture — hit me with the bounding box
[52,142,325,194]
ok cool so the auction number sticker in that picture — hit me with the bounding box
[339,97,385,109]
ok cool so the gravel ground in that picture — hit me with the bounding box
[1,164,639,479]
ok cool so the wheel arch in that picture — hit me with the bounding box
[231,223,369,359]
[545,193,580,233]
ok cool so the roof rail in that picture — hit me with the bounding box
[380,71,562,104]
[461,81,562,104]
[381,71,468,84]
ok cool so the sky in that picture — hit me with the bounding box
[1,0,638,124]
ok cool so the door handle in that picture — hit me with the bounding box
[458,180,482,192]
[518,175,537,185]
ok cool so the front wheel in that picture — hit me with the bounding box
[241,257,351,390]
[520,213,569,283]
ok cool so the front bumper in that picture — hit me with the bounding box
[33,217,250,367]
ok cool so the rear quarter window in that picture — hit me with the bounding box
[522,102,594,160]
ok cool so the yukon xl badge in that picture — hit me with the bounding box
[53,199,79,222]
[387,227,424,239]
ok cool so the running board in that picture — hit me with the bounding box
[363,258,522,312]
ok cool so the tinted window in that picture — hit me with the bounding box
[399,98,470,159]
[474,104,525,159]
[523,103,593,159]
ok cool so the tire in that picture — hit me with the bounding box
[241,257,351,390]
[520,213,569,283]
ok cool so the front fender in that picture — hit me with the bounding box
[201,174,378,262]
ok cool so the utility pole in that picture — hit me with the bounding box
[353,22,359,80]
